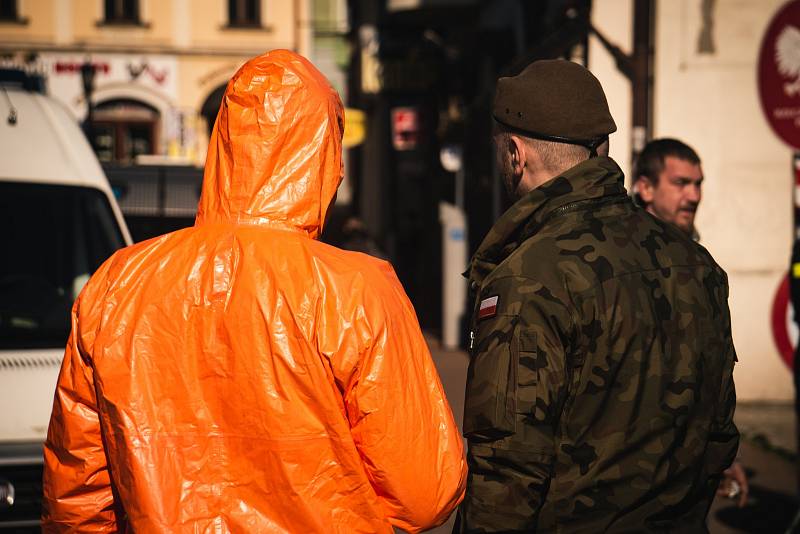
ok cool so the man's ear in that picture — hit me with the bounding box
[509,135,527,176]
[637,176,656,204]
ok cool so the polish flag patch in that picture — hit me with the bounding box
[478,296,499,320]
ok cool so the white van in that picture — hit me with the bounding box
[0,71,131,529]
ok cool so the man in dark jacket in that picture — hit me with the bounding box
[633,138,749,507]
[456,60,739,532]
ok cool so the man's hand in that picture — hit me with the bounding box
[716,461,749,508]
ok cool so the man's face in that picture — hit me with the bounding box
[638,156,703,235]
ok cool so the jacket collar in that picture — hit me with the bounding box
[469,156,627,286]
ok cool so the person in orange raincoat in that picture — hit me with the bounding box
[42,50,466,533]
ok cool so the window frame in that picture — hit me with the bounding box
[0,0,28,24]
[226,0,263,29]
[93,119,158,164]
[99,0,146,27]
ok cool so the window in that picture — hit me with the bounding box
[0,183,125,348]
[104,0,140,24]
[91,99,159,164]
[0,0,19,22]
[228,0,260,27]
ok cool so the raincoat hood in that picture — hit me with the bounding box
[197,49,344,238]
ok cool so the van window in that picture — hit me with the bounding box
[0,182,125,349]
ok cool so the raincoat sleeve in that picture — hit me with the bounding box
[42,263,120,533]
[332,262,466,533]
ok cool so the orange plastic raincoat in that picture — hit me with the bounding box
[42,50,466,533]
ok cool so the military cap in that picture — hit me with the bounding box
[493,59,617,151]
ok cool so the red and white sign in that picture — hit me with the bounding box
[40,53,178,120]
[758,0,800,150]
[770,274,796,370]
[770,154,800,371]
[391,107,420,151]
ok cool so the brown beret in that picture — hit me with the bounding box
[493,59,617,147]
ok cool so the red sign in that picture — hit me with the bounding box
[771,154,800,371]
[759,0,800,150]
[391,107,420,151]
[54,62,110,75]
[771,274,794,370]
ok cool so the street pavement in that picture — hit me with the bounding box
[423,336,800,534]
[710,403,799,533]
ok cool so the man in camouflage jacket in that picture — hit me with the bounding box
[456,60,739,532]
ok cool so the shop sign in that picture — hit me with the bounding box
[41,53,178,119]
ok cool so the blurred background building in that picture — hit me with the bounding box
[346,0,799,404]
[0,0,348,240]
[1,0,796,403]
[0,0,334,164]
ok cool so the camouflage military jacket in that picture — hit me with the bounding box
[457,156,738,533]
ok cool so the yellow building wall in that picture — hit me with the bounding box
[179,55,243,110]
[0,1,299,53]
[0,0,324,166]
[71,0,174,48]
[188,0,295,52]
[2,1,304,56]
[1,0,57,43]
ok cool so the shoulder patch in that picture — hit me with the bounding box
[478,295,499,320]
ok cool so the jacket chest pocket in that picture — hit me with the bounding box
[463,320,540,442]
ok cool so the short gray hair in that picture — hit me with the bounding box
[493,121,609,175]
[530,138,585,173]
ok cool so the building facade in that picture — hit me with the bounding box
[1,0,350,242]
[0,0,317,166]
